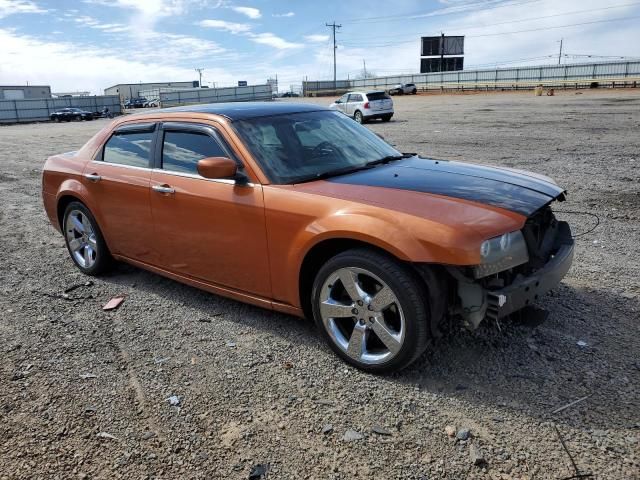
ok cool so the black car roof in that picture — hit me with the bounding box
[157,101,328,121]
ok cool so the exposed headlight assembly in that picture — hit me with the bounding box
[474,230,529,278]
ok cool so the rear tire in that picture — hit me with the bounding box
[382,114,393,122]
[311,248,430,373]
[354,110,364,124]
[62,201,113,276]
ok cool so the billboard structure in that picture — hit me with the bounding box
[420,34,464,73]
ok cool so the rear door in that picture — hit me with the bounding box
[149,121,271,296]
[82,122,156,262]
[366,91,393,111]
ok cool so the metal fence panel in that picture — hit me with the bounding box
[160,84,272,107]
[0,95,121,124]
[303,60,640,93]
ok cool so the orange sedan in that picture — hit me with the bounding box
[42,103,574,373]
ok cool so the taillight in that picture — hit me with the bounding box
[363,102,370,109]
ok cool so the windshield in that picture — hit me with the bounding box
[234,110,401,184]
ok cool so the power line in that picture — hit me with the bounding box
[339,2,640,42]
[342,0,543,24]
[340,15,640,48]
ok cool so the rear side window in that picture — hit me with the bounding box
[366,92,391,101]
[103,131,153,168]
[162,131,227,174]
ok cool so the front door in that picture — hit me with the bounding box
[149,122,271,297]
[82,122,156,263]
[345,93,360,116]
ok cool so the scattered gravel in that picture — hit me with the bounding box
[0,90,638,478]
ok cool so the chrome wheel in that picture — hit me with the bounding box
[354,111,363,123]
[65,209,98,268]
[319,267,405,365]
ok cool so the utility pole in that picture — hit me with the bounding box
[558,38,563,65]
[440,32,445,72]
[363,59,367,78]
[326,21,342,90]
[195,68,204,87]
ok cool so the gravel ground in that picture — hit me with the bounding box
[0,90,638,479]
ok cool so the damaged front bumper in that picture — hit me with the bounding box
[453,221,574,328]
[485,227,574,321]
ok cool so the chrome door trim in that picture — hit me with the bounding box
[150,168,256,187]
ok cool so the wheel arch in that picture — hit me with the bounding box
[298,238,395,319]
[298,235,450,338]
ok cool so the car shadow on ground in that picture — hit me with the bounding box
[101,263,639,431]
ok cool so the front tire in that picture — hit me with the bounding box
[63,202,112,275]
[311,248,430,373]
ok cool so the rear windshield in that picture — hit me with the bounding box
[366,92,390,101]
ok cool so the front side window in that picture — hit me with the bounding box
[348,94,363,102]
[234,110,400,184]
[162,131,227,174]
[103,131,153,168]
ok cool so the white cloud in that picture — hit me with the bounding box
[0,0,46,18]
[272,11,294,18]
[231,6,261,19]
[198,19,252,34]
[249,32,302,50]
[0,28,236,94]
[305,34,329,43]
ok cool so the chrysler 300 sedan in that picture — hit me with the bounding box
[42,102,574,373]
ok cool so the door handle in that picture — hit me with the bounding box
[84,173,101,182]
[152,184,175,194]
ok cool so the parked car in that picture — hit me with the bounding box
[124,97,147,109]
[389,83,417,95]
[329,91,393,123]
[143,99,159,108]
[42,102,573,373]
[281,92,300,98]
[50,108,95,122]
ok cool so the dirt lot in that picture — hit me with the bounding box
[0,90,638,479]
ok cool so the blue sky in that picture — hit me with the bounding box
[1,0,639,94]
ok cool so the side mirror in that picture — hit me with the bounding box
[197,157,237,179]
[335,99,342,104]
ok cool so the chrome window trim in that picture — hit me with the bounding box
[90,160,151,172]
[150,168,256,187]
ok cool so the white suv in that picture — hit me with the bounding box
[329,91,394,123]
[389,83,417,95]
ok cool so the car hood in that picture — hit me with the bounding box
[305,156,566,217]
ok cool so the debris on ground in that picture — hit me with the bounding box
[456,428,471,441]
[445,425,457,437]
[96,432,117,440]
[552,394,593,414]
[102,296,125,311]
[248,463,269,479]
[342,429,364,442]
[322,424,333,434]
[167,395,181,406]
[371,425,393,436]
[79,373,97,379]
[469,443,486,466]
[64,280,93,294]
